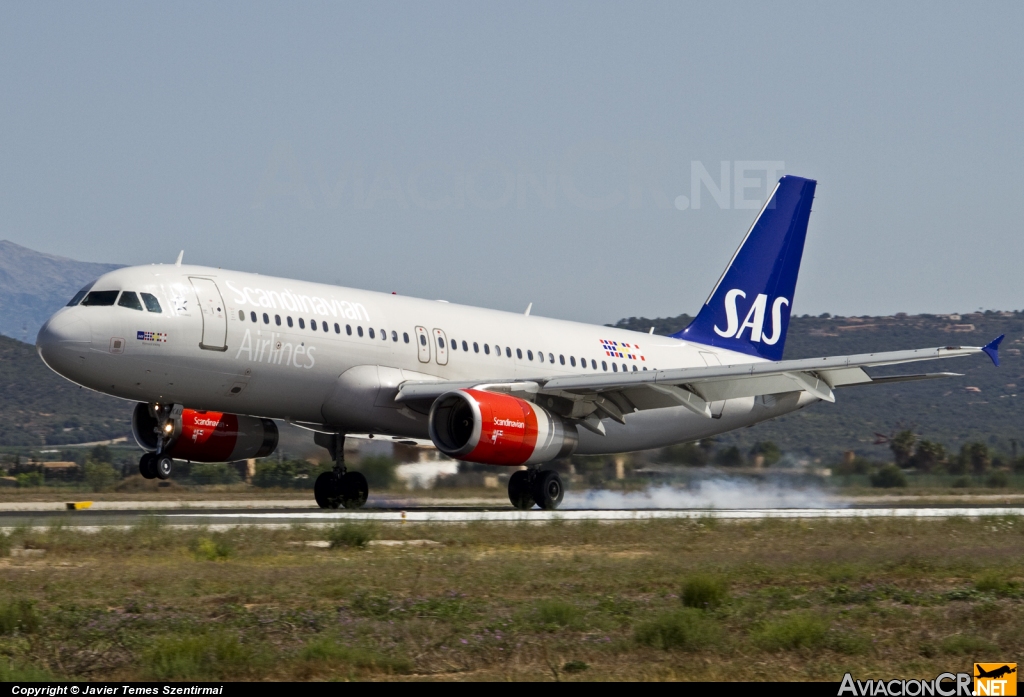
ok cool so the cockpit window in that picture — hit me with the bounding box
[117,291,144,311]
[140,293,162,313]
[80,290,120,306]
[66,282,96,307]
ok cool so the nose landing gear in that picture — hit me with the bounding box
[313,433,369,509]
[138,452,173,480]
[508,468,564,510]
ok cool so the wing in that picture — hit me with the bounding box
[396,337,1003,427]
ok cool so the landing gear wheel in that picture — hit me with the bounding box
[139,453,157,479]
[154,456,173,480]
[314,471,342,509]
[508,470,535,510]
[340,471,368,509]
[533,470,564,510]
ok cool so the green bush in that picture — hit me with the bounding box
[752,612,829,651]
[84,461,119,492]
[192,537,233,561]
[189,463,239,485]
[940,634,996,655]
[16,472,43,488]
[749,441,782,466]
[326,522,375,549]
[870,464,907,488]
[951,476,972,488]
[534,599,583,628]
[144,633,259,679]
[562,660,589,673]
[986,471,1009,488]
[658,442,708,466]
[357,456,398,489]
[0,600,40,635]
[634,608,722,650]
[299,638,412,674]
[681,575,729,610]
[0,659,55,681]
[714,446,744,467]
[975,572,1013,596]
[252,459,330,489]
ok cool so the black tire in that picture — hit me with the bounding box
[508,470,535,510]
[314,471,341,509]
[533,470,564,510]
[154,456,173,480]
[139,453,157,479]
[340,471,369,509]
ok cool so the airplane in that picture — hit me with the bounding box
[34,176,1002,510]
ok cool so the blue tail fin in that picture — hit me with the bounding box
[672,175,817,361]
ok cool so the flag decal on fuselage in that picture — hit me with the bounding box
[600,339,644,361]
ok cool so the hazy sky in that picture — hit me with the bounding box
[1,2,1021,324]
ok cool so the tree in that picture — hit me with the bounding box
[90,445,112,463]
[749,441,782,467]
[84,461,118,492]
[871,464,907,488]
[658,443,708,466]
[963,442,991,474]
[890,431,917,467]
[714,446,744,467]
[911,440,946,473]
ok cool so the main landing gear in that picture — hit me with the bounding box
[508,469,564,510]
[313,433,369,509]
[139,452,173,480]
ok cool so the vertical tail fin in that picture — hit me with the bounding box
[672,175,817,361]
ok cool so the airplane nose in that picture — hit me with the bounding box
[36,310,91,374]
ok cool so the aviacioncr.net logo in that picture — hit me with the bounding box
[713,289,789,345]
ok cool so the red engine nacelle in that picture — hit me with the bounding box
[132,403,278,462]
[428,389,577,466]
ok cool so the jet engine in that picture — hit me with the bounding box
[132,403,278,462]
[428,389,577,466]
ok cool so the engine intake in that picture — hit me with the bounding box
[428,389,577,466]
[132,403,278,462]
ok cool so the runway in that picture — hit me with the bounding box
[1,501,1022,529]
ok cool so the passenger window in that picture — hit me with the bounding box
[238,310,245,321]
[276,315,282,326]
[602,361,608,371]
[484,344,490,355]
[570,356,576,367]
[537,351,543,362]
[592,359,597,369]
[393,331,399,342]
[334,323,340,334]
[380,328,385,340]
[140,293,162,313]
[548,353,554,364]
[516,348,522,359]
[347,325,353,336]
[560,355,565,365]
[66,283,95,307]
[299,318,306,329]
[403,332,409,343]
[451,339,457,350]
[437,336,443,348]
[313,320,320,332]
[117,292,143,311]
[632,365,638,372]
[419,333,425,346]
[506,347,512,358]
[323,321,329,332]
[81,290,120,306]
[622,364,627,372]
[612,363,618,372]
[263,313,270,324]
[250,311,257,322]
[287,317,293,328]
[358,326,363,337]
[473,342,479,353]
[527,350,533,360]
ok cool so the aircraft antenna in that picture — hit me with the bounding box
[524,303,532,316]
[174,250,184,266]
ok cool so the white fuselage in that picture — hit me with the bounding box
[36,264,819,457]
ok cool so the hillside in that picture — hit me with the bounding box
[0,334,133,446]
[615,311,1024,461]
[0,240,122,342]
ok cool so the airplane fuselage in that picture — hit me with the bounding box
[36,264,816,455]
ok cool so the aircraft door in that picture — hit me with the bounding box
[190,277,228,351]
[414,326,430,363]
[432,328,449,366]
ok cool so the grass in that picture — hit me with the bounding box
[326,521,375,549]
[0,516,1021,680]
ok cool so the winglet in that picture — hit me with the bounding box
[982,334,1004,367]
[175,250,184,266]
